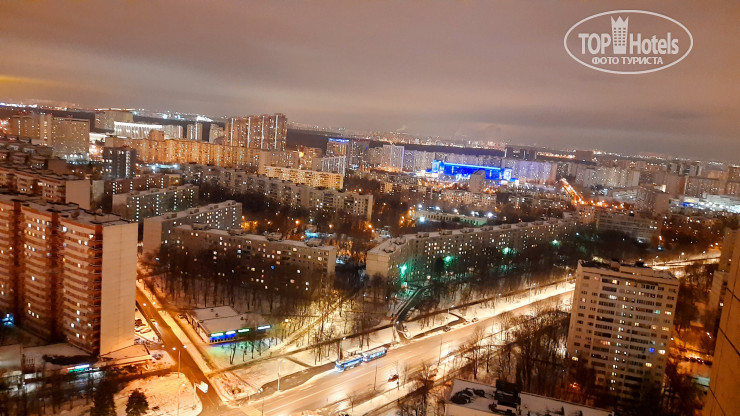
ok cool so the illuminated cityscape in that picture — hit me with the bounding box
[0,2,737,416]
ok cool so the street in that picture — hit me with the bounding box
[240,290,573,416]
[136,287,245,416]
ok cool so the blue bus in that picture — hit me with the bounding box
[335,356,363,372]
[361,347,388,362]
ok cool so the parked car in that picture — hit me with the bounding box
[388,374,399,382]
[443,326,451,332]
[472,317,479,323]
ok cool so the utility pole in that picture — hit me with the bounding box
[373,361,378,391]
[277,359,284,391]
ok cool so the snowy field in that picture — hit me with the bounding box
[113,373,202,416]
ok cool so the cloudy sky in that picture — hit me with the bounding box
[1,1,738,161]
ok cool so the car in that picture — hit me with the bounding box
[443,326,451,332]
[177,313,185,319]
[472,317,479,323]
[135,318,143,326]
[388,374,399,382]
[150,318,157,325]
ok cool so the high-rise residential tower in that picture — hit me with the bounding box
[566,260,678,399]
[224,113,287,150]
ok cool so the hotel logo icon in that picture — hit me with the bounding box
[610,16,628,54]
[564,10,694,74]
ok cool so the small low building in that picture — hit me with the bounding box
[187,306,271,344]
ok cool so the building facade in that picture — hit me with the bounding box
[186,123,203,141]
[111,184,199,222]
[0,195,137,355]
[257,165,344,190]
[105,135,262,169]
[102,146,137,179]
[0,165,92,209]
[366,218,574,280]
[173,225,336,275]
[705,231,740,416]
[142,200,242,255]
[182,164,372,220]
[594,209,660,244]
[224,114,287,150]
[566,261,677,399]
[94,109,134,131]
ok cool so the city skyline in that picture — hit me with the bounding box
[1,1,738,162]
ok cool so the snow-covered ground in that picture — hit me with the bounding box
[134,309,161,344]
[113,372,202,416]
[210,371,254,402]
[402,313,458,339]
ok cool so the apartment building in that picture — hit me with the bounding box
[312,155,347,175]
[111,184,199,222]
[59,210,138,354]
[102,173,181,211]
[366,218,574,280]
[0,165,92,209]
[224,113,287,150]
[182,165,372,220]
[102,146,137,179]
[105,135,262,169]
[684,176,721,197]
[7,114,89,160]
[594,209,660,244]
[94,109,134,131]
[257,165,344,189]
[8,113,53,145]
[576,167,641,189]
[0,140,68,174]
[113,121,164,140]
[142,200,242,255]
[326,138,349,157]
[566,261,677,400]
[50,117,90,160]
[0,194,137,355]
[173,224,336,275]
[186,123,203,141]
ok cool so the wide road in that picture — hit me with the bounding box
[136,287,245,416]
[241,289,573,416]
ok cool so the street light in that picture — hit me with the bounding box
[176,381,185,416]
[169,345,186,378]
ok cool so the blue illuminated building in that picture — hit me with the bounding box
[430,160,513,181]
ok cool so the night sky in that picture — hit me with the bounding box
[1,1,738,161]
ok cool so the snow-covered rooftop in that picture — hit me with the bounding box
[520,392,613,416]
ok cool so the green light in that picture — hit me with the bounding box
[444,255,453,263]
[551,239,561,247]
[399,264,408,276]
[502,247,511,255]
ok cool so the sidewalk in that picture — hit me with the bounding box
[136,281,214,376]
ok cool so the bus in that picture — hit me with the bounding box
[335,356,363,372]
[361,346,388,362]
